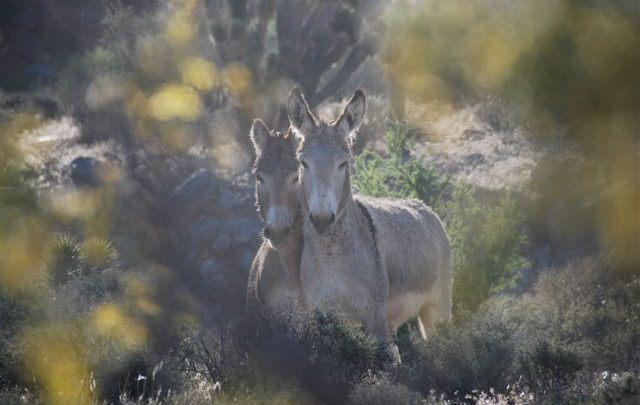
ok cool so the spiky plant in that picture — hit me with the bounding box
[42,235,84,287]
[79,237,119,273]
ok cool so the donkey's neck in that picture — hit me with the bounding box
[276,211,304,284]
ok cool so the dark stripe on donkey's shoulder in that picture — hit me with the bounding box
[356,199,381,266]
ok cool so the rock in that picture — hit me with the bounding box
[199,258,223,277]
[167,169,219,223]
[219,217,261,246]
[190,217,220,244]
[212,189,244,214]
[464,153,486,167]
[70,156,102,187]
[461,128,485,141]
[213,234,232,254]
[238,250,255,271]
[199,258,230,295]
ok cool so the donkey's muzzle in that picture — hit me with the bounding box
[309,212,335,234]
[264,225,291,245]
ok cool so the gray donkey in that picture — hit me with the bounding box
[288,88,452,355]
[247,119,304,309]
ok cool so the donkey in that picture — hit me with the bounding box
[287,88,453,356]
[247,119,304,309]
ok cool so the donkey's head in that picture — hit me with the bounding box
[250,119,300,247]
[287,87,366,234]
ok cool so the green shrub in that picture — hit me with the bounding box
[353,122,529,316]
[443,186,529,315]
[353,122,450,208]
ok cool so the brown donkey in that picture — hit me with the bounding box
[247,119,304,309]
[288,88,453,361]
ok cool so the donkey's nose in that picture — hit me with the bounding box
[264,225,291,245]
[309,212,335,234]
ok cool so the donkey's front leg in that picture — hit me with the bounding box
[368,304,401,366]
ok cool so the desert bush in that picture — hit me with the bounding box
[0,386,40,405]
[497,259,640,373]
[518,340,583,401]
[0,294,40,389]
[179,307,382,404]
[482,259,640,401]
[353,122,529,315]
[390,258,639,402]
[399,313,516,399]
[594,374,640,405]
[348,375,423,405]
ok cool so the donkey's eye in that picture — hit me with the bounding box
[300,160,309,169]
[292,175,299,184]
[338,161,348,170]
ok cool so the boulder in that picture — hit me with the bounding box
[219,217,261,246]
[167,169,219,224]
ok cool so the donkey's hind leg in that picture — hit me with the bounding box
[418,296,451,340]
[417,305,434,339]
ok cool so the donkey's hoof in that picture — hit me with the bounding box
[378,343,401,370]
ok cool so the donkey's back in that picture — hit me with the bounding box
[356,195,453,335]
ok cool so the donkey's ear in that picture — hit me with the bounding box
[336,89,366,140]
[287,87,316,138]
[250,119,271,155]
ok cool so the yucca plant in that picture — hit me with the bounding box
[79,237,119,273]
[41,235,85,287]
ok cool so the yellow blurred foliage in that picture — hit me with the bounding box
[588,115,640,271]
[47,189,100,221]
[81,238,117,268]
[465,26,529,89]
[180,56,217,91]
[126,89,150,119]
[148,83,203,121]
[42,187,114,240]
[571,8,638,82]
[172,312,200,329]
[126,276,163,316]
[20,325,93,405]
[135,36,174,79]
[164,0,200,49]
[383,0,639,273]
[159,122,197,152]
[223,63,253,98]
[93,303,149,350]
[0,217,48,294]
